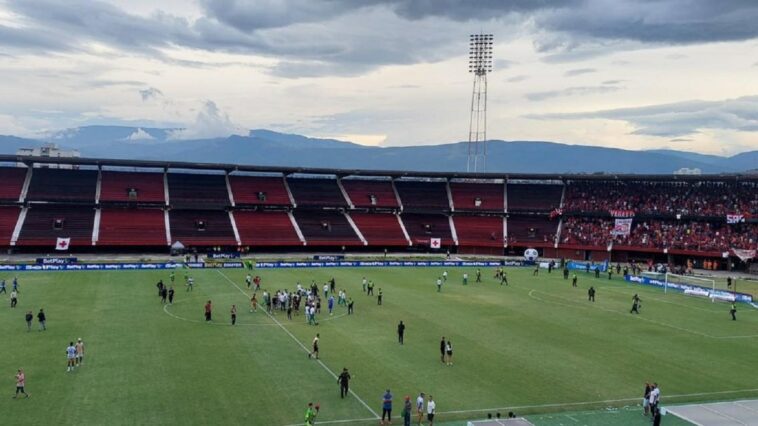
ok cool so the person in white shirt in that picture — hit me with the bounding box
[442,271,448,281]
[416,393,425,425]
[427,395,436,425]
[66,342,77,372]
[436,278,442,292]
[323,284,329,298]
[648,383,660,413]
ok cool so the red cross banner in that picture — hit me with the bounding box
[430,238,441,249]
[56,237,71,251]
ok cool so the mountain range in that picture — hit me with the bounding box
[0,125,755,174]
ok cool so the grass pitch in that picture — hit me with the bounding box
[2,266,757,425]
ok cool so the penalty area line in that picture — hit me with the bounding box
[216,270,380,420]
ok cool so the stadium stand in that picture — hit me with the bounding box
[560,217,613,248]
[507,216,558,247]
[100,171,165,204]
[0,206,21,245]
[454,215,504,247]
[16,205,95,246]
[26,168,98,203]
[507,183,563,211]
[228,175,292,206]
[349,212,408,246]
[292,210,361,246]
[400,213,454,246]
[168,209,236,246]
[341,179,399,208]
[98,208,167,246]
[0,167,27,201]
[167,173,229,209]
[394,180,449,210]
[450,182,504,211]
[235,211,302,246]
[287,177,348,207]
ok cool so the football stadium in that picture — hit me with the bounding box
[0,154,756,426]
[2,2,758,426]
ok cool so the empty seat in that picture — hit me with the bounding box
[287,178,347,207]
[98,208,167,246]
[167,173,229,209]
[100,171,165,204]
[454,216,504,247]
[292,210,361,246]
[26,168,98,202]
[342,179,399,208]
[350,213,408,246]
[400,213,454,246]
[395,180,449,210]
[17,205,95,246]
[229,176,292,206]
[235,211,301,246]
[0,167,27,201]
[0,206,21,246]
[507,183,563,211]
[450,182,504,211]
[169,209,236,246]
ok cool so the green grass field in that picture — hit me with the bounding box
[2,266,757,425]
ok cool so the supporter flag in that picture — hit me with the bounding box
[610,218,633,236]
[731,249,756,261]
[430,238,441,249]
[55,237,71,251]
[726,214,744,224]
[609,209,635,218]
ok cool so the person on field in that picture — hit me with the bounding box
[475,269,482,283]
[445,340,453,366]
[347,297,354,315]
[730,302,737,320]
[439,337,446,363]
[0,279,6,294]
[14,369,29,398]
[308,333,320,359]
[397,321,405,345]
[381,389,393,425]
[402,395,412,426]
[168,286,175,304]
[416,392,425,425]
[442,270,448,282]
[500,271,508,286]
[160,287,168,304]
[338,368,351,398]
[66,342,77,372]
[588,286,596,302]
[10,289,18,308]
[37,309,46,331]
[328,295,334,315]
[25,311,33,331]
[156,279,164,297]
[436,278,442,292]
[631,294,641,314]
[427,395,436,426]
[230,305,237,325]
[204,300,212,321]
[304,402,318,426]
[75,338,85,366]
[377,288,383,306]
[572,274,578,287]
[643,382,652,415]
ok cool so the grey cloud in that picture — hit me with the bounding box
[602,80,624,85]
[524,95,758,137]
[494,59,517,69]
[139,87,164,101]
[669,138,694,142]
[564,67,596,77]
[507,75,529,83]
[87,80,146,89]
[525,85,622,101]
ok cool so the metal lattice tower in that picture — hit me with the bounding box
[467,33,493,173]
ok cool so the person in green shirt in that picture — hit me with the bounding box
[305,402,318,426]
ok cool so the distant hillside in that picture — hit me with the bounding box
[0,126,755,174]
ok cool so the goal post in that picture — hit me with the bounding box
[664,273,714,294]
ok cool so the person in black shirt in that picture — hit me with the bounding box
[347,298,354,315]
[588,286,595,302]
[594,266,600,279]
[608,269,613,280]
[168,287,175,305]
[727,276,732,289]
[25,310,33,331]
[572,274,578,287]
[338,368,351,398]
[160,287,168,304]
[439,337,446,363]
[563,268,569,280]
[156,280,164,297]
[330,278,336,293]
[631,294,641,314]
[652,407,661,426]
[397,321,405,344]
[37,309,46,331]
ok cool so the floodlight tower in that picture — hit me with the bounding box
[467,33,493,173]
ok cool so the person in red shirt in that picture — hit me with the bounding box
[14,369,29,398]
[204,300,212,322]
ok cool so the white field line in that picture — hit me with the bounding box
[216,270,380,420]
[526,288,758,339]
[664,409,705,426]
[701,404,748,425]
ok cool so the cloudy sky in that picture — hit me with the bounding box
[0,0,757,155]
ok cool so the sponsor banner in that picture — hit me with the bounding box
[313,255,345,261]
[609,209,635,218]
[726,214,744,224]
[254,260,516,269]
[36,257,77,265]
[0,262,243,272]
[625,275,752,303]
[206,252,240,259]
[566,260,609,272]
[611,218,633,236]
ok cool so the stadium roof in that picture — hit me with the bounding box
[1,154,756,182]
